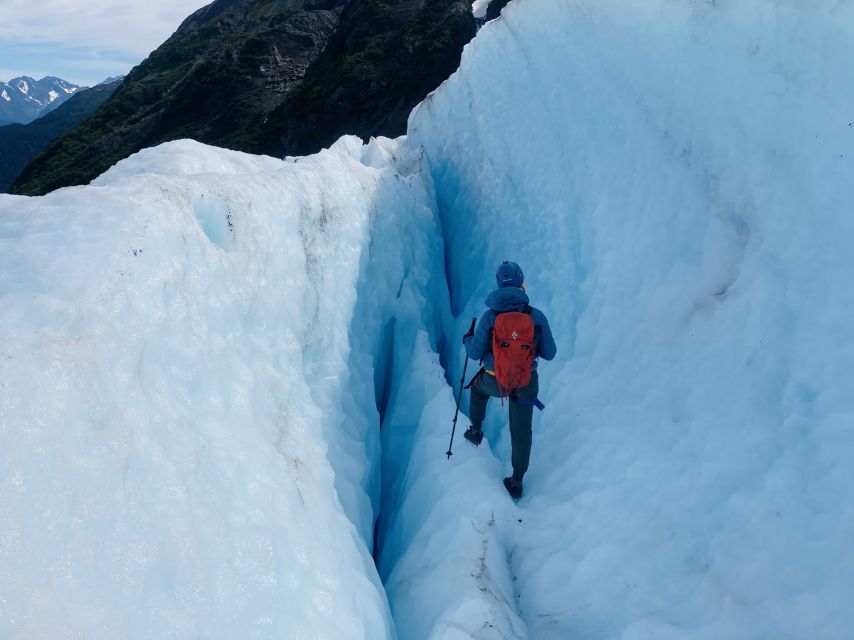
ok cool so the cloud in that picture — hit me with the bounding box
[0,41,143,86]
[0,0,210,84]
[0,0,211,55]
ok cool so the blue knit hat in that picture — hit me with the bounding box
[495,261,524,288]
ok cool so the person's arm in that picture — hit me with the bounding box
[464,311,493,361]
[535,311,557,360]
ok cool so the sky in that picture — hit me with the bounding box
[0,0,212,87]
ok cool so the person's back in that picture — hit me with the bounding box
[463,261,556,499]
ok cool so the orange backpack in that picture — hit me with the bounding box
[492,306,535,396]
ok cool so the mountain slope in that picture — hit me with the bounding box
[0,80,121,192]
[269,0,476,155]
[0,76,80,124]
[12,0,475,196]
[11,0,346,197]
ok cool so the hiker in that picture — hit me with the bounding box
[462,261,556,499]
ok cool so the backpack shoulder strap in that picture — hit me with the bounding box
[496,306,531,316]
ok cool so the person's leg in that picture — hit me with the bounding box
[509,371,539,483]
[468,371,501,429]
[468,382,489,431]
[465,372,501,445]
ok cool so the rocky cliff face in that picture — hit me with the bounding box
[13,0,475,196]
[267,0,476,156]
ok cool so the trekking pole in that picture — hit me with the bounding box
[447,317,478,459]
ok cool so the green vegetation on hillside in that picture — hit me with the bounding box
[13,0,342,195]
[12,0,475,196]
[0,81,120,192]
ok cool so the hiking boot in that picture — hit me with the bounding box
[463,426,484,446]
[503,477,523,500]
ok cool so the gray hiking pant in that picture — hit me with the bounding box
[469,370,539,483]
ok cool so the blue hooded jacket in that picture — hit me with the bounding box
[463,287,557,371]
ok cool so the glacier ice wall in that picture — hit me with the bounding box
[0,137,447,638]
[385,0,854,637]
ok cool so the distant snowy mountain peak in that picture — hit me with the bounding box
[0,75,82,124]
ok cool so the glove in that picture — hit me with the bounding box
[462,317,477,344]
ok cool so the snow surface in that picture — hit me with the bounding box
[2,0,853,638]
[471,0,494,20]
